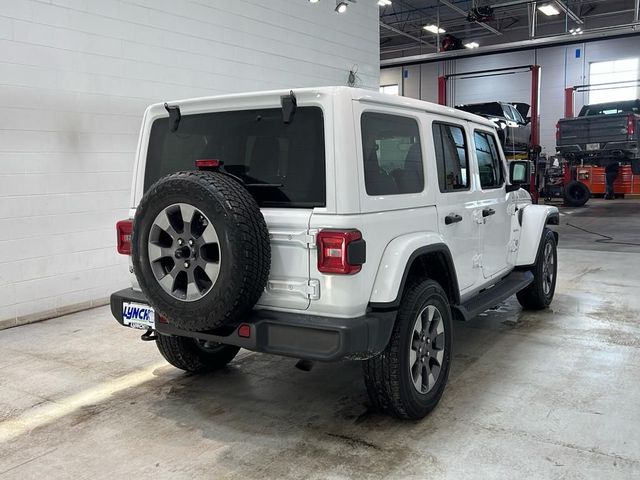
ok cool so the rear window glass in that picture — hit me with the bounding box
[144,107,326,208]
[580,101,640,116]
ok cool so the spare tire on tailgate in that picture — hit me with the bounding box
[132,171,270,331]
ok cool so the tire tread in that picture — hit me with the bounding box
[156,335,239,373]
[363,279,451,419]
[516,228,557,310]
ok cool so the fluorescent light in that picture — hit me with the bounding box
[335,1,348,13]
[464,42,480,49]
[537,3,560,16]
[378,0,392,5]
[570,27,583,35]
[309,0,319,3]
[424,24,446,34]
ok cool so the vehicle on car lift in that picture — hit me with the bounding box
[111,87,559,420]
[557,99,640,163]
[555,99,640,205]
[456,101,532,156]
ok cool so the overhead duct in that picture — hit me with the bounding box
[382,22,640,67]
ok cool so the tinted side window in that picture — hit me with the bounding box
[432,123,469,192]
[361,112,424,195]
[474,131,504,189]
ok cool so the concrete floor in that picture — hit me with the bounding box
[1,199,640,479]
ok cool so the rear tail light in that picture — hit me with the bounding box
[627,114,636,136]
[316,229,365,275]
[116,219,133,255]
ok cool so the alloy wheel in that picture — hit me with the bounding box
[409,305,446,394]
[148,203,221,302]
[542,242,555,296]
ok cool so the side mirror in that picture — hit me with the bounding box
[507,160,530,192]
[524,117,531,126]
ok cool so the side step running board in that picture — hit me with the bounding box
[454,270,534,322]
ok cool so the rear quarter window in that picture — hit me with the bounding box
[144,107,326,208]
[361,112,424,196]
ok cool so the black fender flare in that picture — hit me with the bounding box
[369,243,460,311]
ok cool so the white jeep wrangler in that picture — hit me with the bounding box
[111,87,558,419]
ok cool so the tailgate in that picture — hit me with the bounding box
[559,114,630,147]
[256,208,315,310]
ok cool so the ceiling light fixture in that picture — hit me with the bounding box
[309,0,319,3]
[537,3,561,16]
[570,27,583,35]
[464,42,480,49]
[378,0,392,6]
[335,1,348,13]
[424,24,446,34]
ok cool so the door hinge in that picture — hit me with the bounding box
[509,240,519,252]
[266,279,320,300]
[472,254,483,268]
[269,229,317,249]
[307,279,320,300]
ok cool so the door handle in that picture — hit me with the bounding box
[445,214,463,225]
[482,208,496,218]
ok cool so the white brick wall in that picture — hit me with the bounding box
[0,0,380,325]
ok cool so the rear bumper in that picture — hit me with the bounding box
[110,288,395,362]
[558,142,638,158]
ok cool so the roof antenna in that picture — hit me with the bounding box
[281,90,297,124]
[164,103,181,132]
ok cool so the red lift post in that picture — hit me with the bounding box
[437,65,542,202]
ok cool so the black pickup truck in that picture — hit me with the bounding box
[557,99,640,165]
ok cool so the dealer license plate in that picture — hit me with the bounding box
[586,143,600,151]
[122,302,155,330]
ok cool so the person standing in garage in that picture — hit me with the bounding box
[604,160,620,199]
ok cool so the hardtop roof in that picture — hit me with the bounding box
[156,86,497,129]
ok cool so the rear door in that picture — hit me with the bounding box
[472,129,512,279]
[432,120,481,292]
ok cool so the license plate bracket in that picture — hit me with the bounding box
[122,302,155,330]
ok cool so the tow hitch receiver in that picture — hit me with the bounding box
[141,329,158,342]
